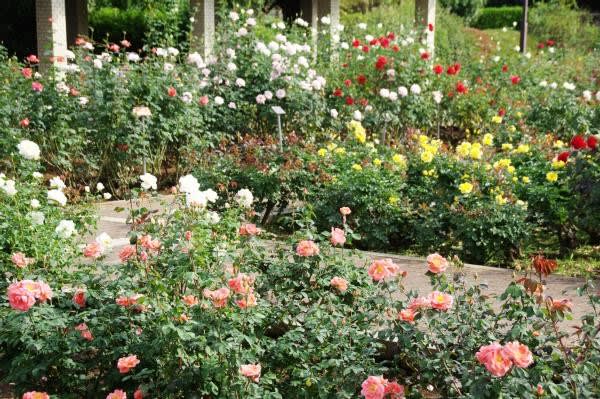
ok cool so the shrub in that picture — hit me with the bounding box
[472,6,523,29]
[440,0,487,21]
[89,7,147,48]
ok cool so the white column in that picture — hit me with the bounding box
[190,0,215,58]
[415,0,436,56]
[36,0,68,69]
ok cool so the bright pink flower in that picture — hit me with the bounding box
[133,388,143,399]
[73,289,86,308]
[118,245,136,262]
[385,381,405,398]
[240,364,261,383]
[330,227,346,246]
[26,54,39,64]
[83,241,103,258]
[22,392,49,399]
[7,284,36,311]
[117,354,140,374]
[360,375,387,399]
[31,82,43,92]
[106,390,127,399]
[20,118,30,128]
[21,68,33,79]
[296,240,320,257]
[330,277,349,292]
[428,291,453,311]
[108,43,120,52]
[476,342,513,377]
[502,341,533,368]
[239,223,260,236]
[199,96,209,106]
[510,75,521,85]
[426,253,448,274]
[203,287,230,308]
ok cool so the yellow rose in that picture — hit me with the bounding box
[459,182,473,194]
[546,171,558,182]
[326,142,337,151]
[392,154,407,168]
[501,143,513,151]
[418,134,429,146]
[420,151,434,163]
[318,148,327,157]
[348,121,366,144]
[373,158,382,166]
[334,147,346,155]
[522,176,530,184]
[352,164,362,171]
[516,144,529,154]
[492,115,503,124]
[508,125,517,133]
[507,165,516,174]
[495,194,507,205]
[456,142,471,158]
[470,146,482,160]
[553,140,565,149]
[388,195,399,205]
[552,160,566,169]
[482,133,494,146]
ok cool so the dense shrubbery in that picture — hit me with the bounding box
[472,6,522,30]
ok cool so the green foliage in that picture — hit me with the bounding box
[89,7,147,48]
[472,6,523,30]
[440,0,487,21]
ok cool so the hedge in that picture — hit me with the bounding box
[89,7,147,48]
[472,6,523,30]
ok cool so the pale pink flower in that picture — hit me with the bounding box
[106,390,127,399]
[296,240,320,257]
[330,227,346,246]
[339,207,351,216]
[239,363,261,382]
[117,354,140,373]
[368,259,404,281]
[36,281,52,303]
[428,291,453,311]
[22,392,49,399]
[502,341,533,368]
[11,252,33,268]
[426,253,448,274]
[199,96,209,106]
[330,277,349,292]
[203,287,230,308]
[361,375,387,399]
[407,296,431,311]
[239,223,260,236]
[139,235,161,251]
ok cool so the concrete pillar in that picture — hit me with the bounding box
[319,0,340,49]
[36,0,68,69]
[190,0,215,58]
[415,0,436,56]
[300,0,319,60]
[66,0,89,46]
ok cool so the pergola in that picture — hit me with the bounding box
[34,0,436,67]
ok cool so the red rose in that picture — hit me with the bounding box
[587,135,598,149]
[446,65,457,75]
[375,56,388,70]
[392,45,399,52]
[387,32,395,40]
[380,37,390,48]
[456,81,468,94]
[352,39,360,48]
[420,51,430,60]
[428,23,434,32]
[557,151,570,162]
[357,74,367,85]
[571,135,587,150]
[498,108,506,117]
[333,88,343,97]
[502,64,509,73]
[546,39,555,46]
[345,96,354,105]
[369,38,379,46]
[433,64,443,75]
[454,63,461,73]
[362,45,370,53]
[537,42,545,49]
[511,75,521,85]
[168,87,177,97]
[359,98,369,107]
[344,79,351,87]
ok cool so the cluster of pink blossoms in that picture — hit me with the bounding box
[296,240,320,257]
[117,354,141,374]
[476,341,533,377]
[239,223,261,236]
[361,376,405,399]
[118,234,162,263]
[239,363,261,383]
[7,280,52,312]
[228,272,258,309]
[368,259,406,282]
[203,287,231,308]
[398,291,454,323]
[11,252,35,268]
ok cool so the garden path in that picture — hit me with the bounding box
[92,197,597,328]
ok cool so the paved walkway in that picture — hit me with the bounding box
[92,197,597,326]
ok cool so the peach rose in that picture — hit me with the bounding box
[339,207,351,216]
[360,375,387,399]
[117,354,140,374]
[239,223,260,236]
[22,392,49,399]
[239,363,261,382]
[118,245,136,262]
[11,252,34,268]
[502,341,533,368]
[203,287,230,308]
[106,389,127,399]
[398,308,416,323]
[182,295,199,306]
[368,259,403,282]
[296,240,320,257]
[236,292,257,309]
[330,227,346,246]
[75,323,93,341]
[407,296,431,311]
[428,291,453,311]
[330,277,349,292]
[35,281,53,303]
[426,253,448,274]
[550,298,573,313]
[184,230,192,241]
[476,342,513,377]
[139,235,161,251]
[228,273,255,294]
[83,241,103,258]
[384,381,405,398]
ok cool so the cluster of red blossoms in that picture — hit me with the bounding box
[432,63,461,75]
[352,32,400,53]
[556,134,598,163]
[537,39,556,49]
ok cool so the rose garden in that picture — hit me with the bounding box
[0,0,599,398]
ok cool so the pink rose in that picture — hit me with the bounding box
[228,273,255,294]
[407,296,431,311]
[203,287,230,308]
[117,354,140,374]
[118,245,136,262]
[239,223,260,236]
[368,259,404,282]
[134,388,143,399]
[31,82,43,92]
[384,381,405,398]
[398,308,416,323]
[296,240,320,257]
[184,230,192,241]
[339,207,351,216]
[330,227,346,246]
[182,295,199,306]
[426,253,448,274]
[199,95,209,106]
[330,277,349,292]
[360,375,387,399]
[22,392,49,399]
[428,291,453,311]
[139,235,161,251]
[106,390,127,399]
[239,363,261,383]
[36,281,53,302]
[476,342,513,377]
[8,286,35,311]
[72,288,86,308]
[502,341,533,368]
[75,323,93,341]
[11,252,33,268]
[236,292,257,309]
[83,241,103,258]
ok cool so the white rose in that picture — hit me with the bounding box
[55,220,76,238]
[29,211,45,225]
[276,89,286,99]
[0,179,17,196]
[17,140,41,160]
[410,84,421,95]
[103,192,112,200]
[203,189,218,203]
[31,199,40,208]
[179,174,200,194]
[96,232,113,249]
[139,173,157,190]
[235,188,254,208]
[398,86,408,97]
[186,190,208,208]
[50,176,66,190]
[47,189,67,206]
[206,211,221,224]
[353,110,363,121]
[330,109,338,118]
[96,182,105,192]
